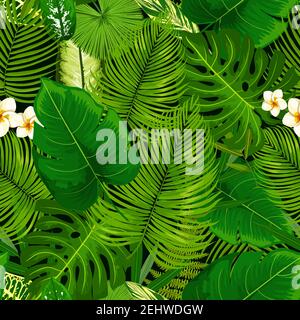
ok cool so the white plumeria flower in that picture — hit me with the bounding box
[0,98,20,137]
[16,106,41,140]
[262,89,287,117]
[282,98,300,137]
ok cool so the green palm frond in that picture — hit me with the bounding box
[58,40,101,91]
[0,0,58,104]
[269,14,300,94]
[96,21,185,129]
[72,0,143,60]
[137,0,199,33]
[151,232,288,299]
[0,132,51,240]
[254,126,300,223]
[22,200,130,299]
[89,98,219,268]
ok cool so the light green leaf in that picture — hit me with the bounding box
[2,272,29,300]
[137,0,199,33]
[126,282,165,300]
[182,249,300,300]
[58,40,101,91]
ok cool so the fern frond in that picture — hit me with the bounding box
[0,132,51,240]
[0,0,58,104]
[89,98,219,268]
[254,126,300,223]
[136,0,199,33]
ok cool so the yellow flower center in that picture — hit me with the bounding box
[271,100,279,109]
[0,111,4,122]
[294,112,300,123]
[24,120,34,131]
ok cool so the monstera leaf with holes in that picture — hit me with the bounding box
[72,0,143,60]
[182,30,298,155]
[0,0,58,104]
[33,78,139,210]
[181,0,298,47]
[0,132,51,240]
[39,0,76,40]
[88,98,220,268]
[207,165,300,249]
[22,200,130,299]
[254,126,300,224]
[98,21,185,129]
[182,249,300,300]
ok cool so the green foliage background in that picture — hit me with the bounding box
[0,0,300,300]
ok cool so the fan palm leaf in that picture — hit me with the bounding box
[72,0,143,60]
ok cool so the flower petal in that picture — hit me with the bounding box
[262,102,272,111]
[0,118,10,137]
[272,89,283,100]
[0,98,16,113]
[294,124,300,137]
[270,106,280,117]
[23,106,36,122]
[278,98,287,110]
[288,98,300,115]
[282,112,297,127]
[16,126,29,138]
[28,128,34,140]
[5,112,23,128]
[263,91,273,103]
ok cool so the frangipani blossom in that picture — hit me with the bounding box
[0,98,20,137]
[262,89,287,117]
[16,106,42,140]
[282,98,300,137]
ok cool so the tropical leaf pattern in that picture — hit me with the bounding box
[0,0,300,302]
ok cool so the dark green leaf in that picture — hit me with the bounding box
[182,249,300,300]
[33,78,139,210]
[181,0,298,47]
[40,278,72,300]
